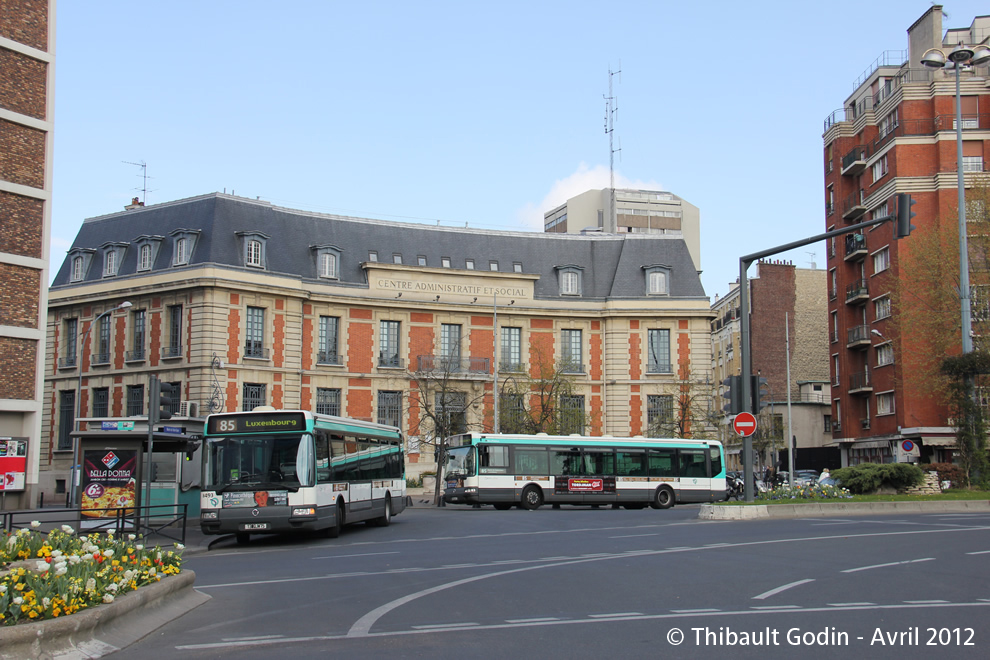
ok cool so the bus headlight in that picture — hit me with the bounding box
[201,510,218,520]
[464,488,477,493]
[292,508,316,516]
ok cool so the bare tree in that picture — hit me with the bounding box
[497,345,586,435]
[645,368,719,440]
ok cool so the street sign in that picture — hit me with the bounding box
[732,412,758,437]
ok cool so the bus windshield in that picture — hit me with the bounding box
[445,446,476,477]
[205,433,315,492]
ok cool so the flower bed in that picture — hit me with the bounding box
[757,482,853,502]
[1,522,183,625]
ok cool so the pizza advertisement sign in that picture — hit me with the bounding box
[0,438,28,492]
[81,449,138,518]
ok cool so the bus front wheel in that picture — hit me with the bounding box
[653,486,674,510]
[374,495,392,527]
[519,485,544,510]
[493,503,512,510]
[326,501,344,538]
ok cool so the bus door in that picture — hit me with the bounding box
[676,448,710,503]
[648,448,677,499]
[578,449,616,504]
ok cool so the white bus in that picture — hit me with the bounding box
[442,433,726,510]
[200,408,405,542]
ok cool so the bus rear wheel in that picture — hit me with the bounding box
[653,486,674,510]
[519,485,544,510]
[374,495,392,527]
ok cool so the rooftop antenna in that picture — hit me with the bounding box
[122,160,154,204]
[604,63,621,232]
[807,251,817,269]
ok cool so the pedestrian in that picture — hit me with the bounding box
[818,468,831,484]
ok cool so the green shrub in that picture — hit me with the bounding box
[831,463,924,494]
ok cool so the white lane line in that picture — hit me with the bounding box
[609,533,658,539]
[221,635,285,642]
[904,600,949,604]
[505,617,562,623]
[966,550,990,555]
[671,608,720,613]
[842,557,935,573]
[312,551,400,560]
[828,602,875,607]
[411,622,480,630]
[753,578,815,600]
[751,605,800,610]
[589,612,643,618]
[176,601,990,650]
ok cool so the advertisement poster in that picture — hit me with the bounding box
[221,490,289,508]
[81,449,138,518]
[0,438,28,492]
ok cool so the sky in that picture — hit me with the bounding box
[49,1,990,298]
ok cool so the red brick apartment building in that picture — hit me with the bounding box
[0,0,54,508]
[823,6,989,465]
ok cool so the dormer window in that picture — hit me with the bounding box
[100,242,128,278]
[465,259,475,270]
[133,235,163,272]
[644,265,671,295]
[72,256,84,281]
[311,244,342,280]
[393,253,402,264]
[139,245,152,270]
[67,248,95,283]
[235,231,269,269]
[555,265,584,296]
[169,229,201,267]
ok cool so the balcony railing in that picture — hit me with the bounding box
[161,345,182,359]
[845,279,869,305]
[559,361,585,375]
[647,362,673,374]
[125,349,145,362]
[244,343,269,360]
[379,354,404,369]
[499,361,524,373]
[58,355,77,369]
[90,353,110,366]
[844,233,867,260]
[841,146,867,176]
[316,351,342,365]
[849,369,872,394]
[847,324,872,348]
[416,355,490,375]
[841,189,867,221]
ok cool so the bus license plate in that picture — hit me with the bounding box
[243,523,268,531]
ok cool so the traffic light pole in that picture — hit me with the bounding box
[738,212,896,501]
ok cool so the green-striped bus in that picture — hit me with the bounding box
[442,433,726,510]
[200,408,405,542]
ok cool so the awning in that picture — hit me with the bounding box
[920,437,956,447]
[70,430,201,453]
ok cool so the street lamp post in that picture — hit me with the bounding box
[71,301,132,506]
[922,43,990,354]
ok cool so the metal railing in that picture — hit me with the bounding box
[378,355,405,368]
[161,345,183,359]
[316,351,342,365]
[125,349,146,362]
[847,324,871,344]
[416,355,490,374]
[1,503,188,545]
[58,355,77,368]
[846,280,869,303]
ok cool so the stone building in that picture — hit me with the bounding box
[40,193,714,501]
[0,0,54,508]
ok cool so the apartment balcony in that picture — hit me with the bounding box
[124,349,145,363]
[841,190,867,221]
[244,344,270,360]
[841,146,867,176]
[58,355,77,369]
[378,354,405,369]
[90,353,110,366]
[845,279,869,305]
[316,351,342,366]
[161,345,182,359]
[498,361,525,373]
[844,233,868,261]
[848,369,872,394]
[846,324,872,349]
[416,355,490,376]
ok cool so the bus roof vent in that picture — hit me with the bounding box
[252,405,276,412]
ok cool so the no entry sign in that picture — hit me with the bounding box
[733,412,758,437]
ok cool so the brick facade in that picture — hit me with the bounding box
[0,190,44,257]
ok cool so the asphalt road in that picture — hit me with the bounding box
[110,504,990,659]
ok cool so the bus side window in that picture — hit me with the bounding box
[315,431,331,483]
[551,450,581,476]
[582,450,613,475]
[480,446,509,473]
[617,451,646,477]
[708,446,723,478]
[678,449,708,478]
[649,449,676,477]
[513,449,548,474]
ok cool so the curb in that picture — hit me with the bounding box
[0,570,209,660]
[698,499,990,520]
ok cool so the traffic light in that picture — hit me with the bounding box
[721,375,742,415]
[751,375,769,412]
[895,193,916,239]
[148,376,175,424]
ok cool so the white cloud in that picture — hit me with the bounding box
[516,163,664,231]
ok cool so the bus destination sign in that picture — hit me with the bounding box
[207,412,306,435]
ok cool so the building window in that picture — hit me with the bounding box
[873,247,890,273]
[167,381,181,417]
[558,268,582,296]
[316,388,341,416]
[833,354,840,386]
[877,391,895,416]
[489,260,498,271]
[871,154,888,183]
[174,237,188,265]
[243,383,266,411]
[500,326,522,371]
[165,304,182,358]
[71,256,85,282]
[127,384,144,416]
[93,387,109,417]
[368,251,378,262]
[559,395,585,435]
[465,259,475,270]
[64,318,78,367]
[513,262,523,273]
[499,393,527,433]
[104,250,118,277]
[380,320,401,367]
[441,323,461,367]
[874,296,891,320]
[319,252,337,278]
[831,311,838,343]
[647,394,674,428]
[871,201,889,221]
[94,316,111,364]
[138,244,153,271]
[963,156,984,172]
[441,257,451,268]
[247,240,263,267]
[824,414,832,432]
[879,108,898,138]
[418,255,427,267]
[876,342,894,367]
[436,392,467,435]
[560,329,583,373]
[377,391,402,429]
[245,307,266,358]
[318,316,340,365]
[130,309,145,360]
[645,266,670,295]
[647,328,672,373]
[58,390,75,451]
[392,253,402,265]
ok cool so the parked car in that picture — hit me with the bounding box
[794,470,819,486]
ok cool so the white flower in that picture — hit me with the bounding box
[42,597,51,608]
[156,551,162,561]
[61,524,75,535]
[55,566,68,576]
[174,543,185,550]
[13,597,23,605]
[35,561,50,572]
[30,520,41,529]
[85,578,96,592]
[106,582,119,593]
[149,567,157,576]
[102,594,115,603]
[51,549,63,558]
[128,534,137,541]
[105,529,114,537]
[135,544,144,551]
[6,536,15,549]
[103,549,114,558]
[0,584,6,594]
[68,554,81,565]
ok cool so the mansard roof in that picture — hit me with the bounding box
[52,193,708,300]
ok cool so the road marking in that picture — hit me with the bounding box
[311,551,400,560]
[842,557,935,573]
[966,550,990,555]
[589,612,643,618]
[904,600,949,604]
[827,602,875,607]
[506,617,562,623]
[671,608,720,613]
[221,635,284,642]
[174,602,990,650]
[411,623,479,630]
[753,578,815,600]
[609,533,658,539]
[751,605,800,610]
